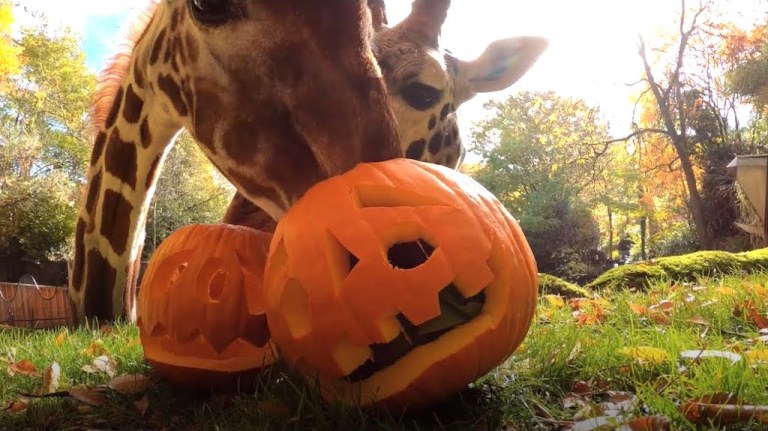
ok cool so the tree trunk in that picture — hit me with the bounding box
[672,136,712,248]
[607,207,614,260]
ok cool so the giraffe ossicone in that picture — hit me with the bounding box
[68,0,403,324]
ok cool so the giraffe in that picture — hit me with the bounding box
[68,0,404,324]
[221,0,548,230]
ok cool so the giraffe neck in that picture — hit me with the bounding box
[70,22,183,323]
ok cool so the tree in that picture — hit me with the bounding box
[0,1,21,89]
[470,91,611,281]
[142,131,235,259]
[0,21,94,263]
[632,0,750,250]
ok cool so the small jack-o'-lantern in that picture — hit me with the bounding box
[137,224,278,390]
[263,158,538,410]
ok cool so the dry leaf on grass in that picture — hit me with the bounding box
[54,330,68,347]
[734,301,768,330]
[108,374,150,394]
[7,359,39,377]
[4,398,29,413]
[744,348,768,365]
[80,340,109,357]
[68,386,108,407]
[544,295,565,308]
[626,416,672,430]
[617,347,670,365]
[43,362,61,394]
[680,394,768,426]
[81,355,117,377]
[596,391,638,417]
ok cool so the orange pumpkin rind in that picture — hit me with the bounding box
[137,224,279,390]
[262,158,538,410]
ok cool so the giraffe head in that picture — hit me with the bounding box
[71,0,402,322]
[374,0,548,168]
[222,0,548,230]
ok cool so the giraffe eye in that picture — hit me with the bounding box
[189,0,233,24]
[400,82,443,111]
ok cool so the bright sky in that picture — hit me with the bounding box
[11,0,766,148]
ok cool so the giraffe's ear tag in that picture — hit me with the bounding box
[261,158,539,412]
[136,223,278,391]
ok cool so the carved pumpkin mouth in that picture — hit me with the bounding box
[344,239,487,383]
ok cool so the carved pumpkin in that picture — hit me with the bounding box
[137,224,278,390]
[262,158,538,410]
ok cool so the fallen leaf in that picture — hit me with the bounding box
[744,349,768,365]
[618,347,670,365]
[5,398,29,413]
[108,374,150,394]
[43,362,61,394]
[80,340,109,357]
[627,302,648,315]
[717,286,737,297]
[596,391,638,417]
[650,300,675,312]
[681,400,768,426]
[627,416,671,430]
[734,301,768,330]
[68,386,108,407]
[679,350,742,364]
[572,380,592,395]
[54,330,68,347]
[99,325,114,336]
[8,359,40,377]
[686,316,709,327]
[544,295,565,308]
[134,395,150,417]
[82,355,117,377]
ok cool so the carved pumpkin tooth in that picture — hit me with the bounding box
[263,158,538,411]
[137,224,279,391]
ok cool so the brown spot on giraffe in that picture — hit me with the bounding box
[406,139,426,160]
[122,84,144,124]
[91,131,107,166]
[149,28,165,66]
[145,154,162,190]
[157,74,188,117]
[104,87,124,130]
[84,249,115,320]
[71,219,86,292]
[428,132,443,155]
[85,170,102,215]
[139,117,152,149]
[100,190,134,256]
[105,128,138,190]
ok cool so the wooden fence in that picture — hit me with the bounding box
[0,279,73,329]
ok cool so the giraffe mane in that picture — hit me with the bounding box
[90,0,161,136]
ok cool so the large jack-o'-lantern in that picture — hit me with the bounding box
[262,158,538,410]
[137,224,278,390]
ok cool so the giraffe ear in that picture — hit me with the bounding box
[460,36,548,96]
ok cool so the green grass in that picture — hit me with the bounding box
[2,273,768,430]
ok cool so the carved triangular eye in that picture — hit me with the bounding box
[387,240,435,269]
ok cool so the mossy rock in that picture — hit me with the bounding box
[538,273,590,298]
[585,247,768,291]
